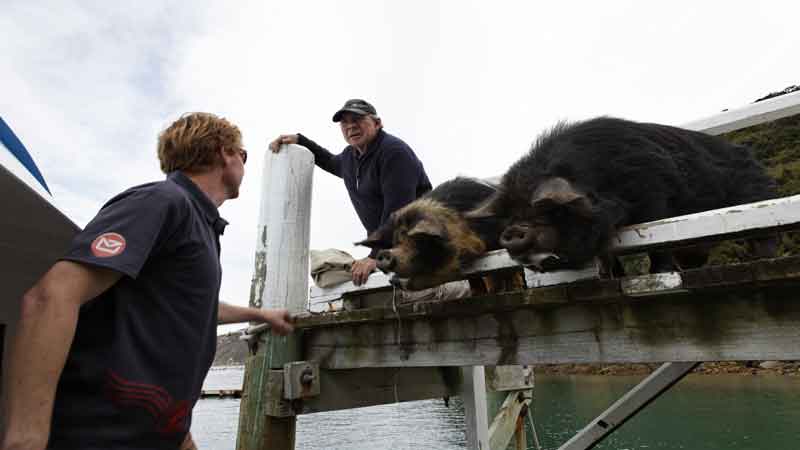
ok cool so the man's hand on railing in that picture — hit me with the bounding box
[269,134,299,153]
[351,257,377,286]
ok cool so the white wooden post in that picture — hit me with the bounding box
[237,144,314,450]
[252,143,314,314]
[461,366,490,450]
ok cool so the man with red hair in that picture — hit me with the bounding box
[2,112,293,449]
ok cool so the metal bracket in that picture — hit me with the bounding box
[487,365,535,392]
[283,361,320,400]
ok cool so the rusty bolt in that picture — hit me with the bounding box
[300,367,315,385]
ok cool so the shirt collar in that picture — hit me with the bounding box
[168,171,229,235]
[353,129,386,160]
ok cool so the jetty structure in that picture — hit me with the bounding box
[1,93,798,448]
[235,89,800,450]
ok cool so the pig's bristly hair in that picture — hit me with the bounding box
[494,116,778,267]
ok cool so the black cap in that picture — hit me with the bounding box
[332,99,377,122]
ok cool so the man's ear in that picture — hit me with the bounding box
[218,146,233,167]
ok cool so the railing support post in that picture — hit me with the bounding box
[236,144,314,450]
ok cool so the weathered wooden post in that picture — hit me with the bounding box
[461,366,490,449]
[236,144,314,450]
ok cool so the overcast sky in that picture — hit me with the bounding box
[3,1,799,333]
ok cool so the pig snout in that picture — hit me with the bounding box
[375,250,397,272]
[499,224,536,254]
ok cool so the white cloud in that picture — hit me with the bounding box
[3,0,799,335]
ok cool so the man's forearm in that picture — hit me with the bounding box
[2,291,81,449]
[296,134,341,177]
[217,301,267,325]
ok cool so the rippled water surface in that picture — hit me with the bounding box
[193,367,800,450]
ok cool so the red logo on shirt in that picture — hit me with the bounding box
[105,370,190,436]
[91,232,127,257]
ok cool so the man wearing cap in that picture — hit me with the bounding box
[270,99,432,286]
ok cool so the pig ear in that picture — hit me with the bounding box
[355,236,383,248]
[464,192,501,219]
[408,218,445,239]
[355,226,393,249]
[531,178,593,218]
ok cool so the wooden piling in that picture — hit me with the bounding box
[236,144,314,450]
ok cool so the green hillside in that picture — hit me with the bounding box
[711,112,800,263]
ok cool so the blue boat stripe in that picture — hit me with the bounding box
[0,116,51,194]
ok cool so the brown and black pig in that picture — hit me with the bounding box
[469,117,778,274]
[356,177,509,290]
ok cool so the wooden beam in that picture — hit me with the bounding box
[557,362,698,450]
[237,145,314,450]
[299,256,800,328]
[486,366,534,392]
[489,391,532,450]
[292,367,461,415]
[461,366,490,450]
[614,194,800,254]
[301,258,800,368]
[309,194,800,306]
[681,89,800,135]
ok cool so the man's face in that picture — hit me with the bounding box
[340,113,381,150]
[222,145,246,199]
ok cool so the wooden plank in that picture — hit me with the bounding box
[296,256,800,329]
[614,194,800,254]
[557,362,698,450]
[237,145,314,450]
[308,194,800,305]
[486,366,534,392]
[303,279,800,368]
[681,89,800,135]
[200,389,242,399]
[524,265,600,288]
[293,367,462,415]
[461,366,490,450]
[620,272,686,297]
[309,250,520,301]
[489,391,532,450]
[514,414,528,450]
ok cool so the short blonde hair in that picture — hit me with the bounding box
[157,112,242,174]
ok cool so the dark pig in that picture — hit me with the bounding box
[356,177,509,290]
[469,117,778,273]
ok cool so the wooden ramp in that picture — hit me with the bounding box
[237,90,800,450]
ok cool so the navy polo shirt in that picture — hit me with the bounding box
[49,171,226,449]
[297,130,431,256]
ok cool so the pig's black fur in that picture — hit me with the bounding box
[494,117,778,270]
[423,177,505,251]
[368,176,505,253]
